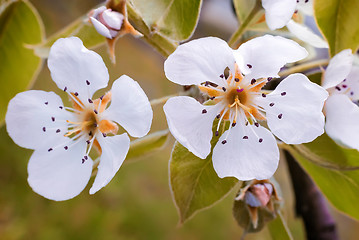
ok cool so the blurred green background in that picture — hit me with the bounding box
[0,0,358,239]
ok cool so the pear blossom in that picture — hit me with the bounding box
[261,0,328,48]
[163,35,328,181]
[5,37,153,201]
[90,6,124,39]
[321,49,359,150]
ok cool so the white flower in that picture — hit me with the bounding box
[163,35,328,181]
[262,0,328,48]
[90,6,124,39]
[321,49,359,150]
[5,37,153,201]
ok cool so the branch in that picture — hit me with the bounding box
[284,150,339,240]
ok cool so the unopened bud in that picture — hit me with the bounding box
[89,6,124,39]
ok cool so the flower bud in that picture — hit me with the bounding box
[89,6,124,39]
[233,180,281,232]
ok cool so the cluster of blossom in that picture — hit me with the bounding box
[5,1,359,201]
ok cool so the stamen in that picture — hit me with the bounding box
[56,129,61,133]
[222,140,227,144]
[269,103,275,107]
[261,93,266,98]
[222,87,226,92]
[51,117,55,122]
[74,92,79,96]
[64,86,67,92]
[247,64,252,69]
[335,86,341,91]
[243,136,248,139]
[235,78,240,82]
[64,146,68,150]
[86,80,90,85]
[259,138,263,143]
[45,102,48,105]
[281,92,286,96]
[88,99,93,103]
[267,77,272,81]
[251,79,256,85]
[202,109,207,114]
[94,109,98,114]
[48,148,53,152]
[236,88,244,93]
[59,106,63,109]
[278,113,283,119]
[42,127,46,132]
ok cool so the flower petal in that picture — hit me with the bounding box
[325,94,359,150]
[286,20,328,49]
[28,140,92,201]
[163,96,223,159]
[164,37,235,86]
[260,74,328,144]
[48,37,109,102]
[234,35,308,80]
[5,90,74,150]
[102,9,123,30]
[262,0,296,30]
[90,133,130,194]
[296,0,313,15]
[322,49,353,89]
[104,75,152,138]
[212,124,279,180]
[90,17,113,39]
[343,66,359,100]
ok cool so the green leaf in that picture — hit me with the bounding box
[169,120,237,223]
[0,0,44,124]
[314,0,359,56]
[293,133,359,170]
[129,0,202,41]
[287,146,359,220]
[126,130,169,161]
[267,213,293,240]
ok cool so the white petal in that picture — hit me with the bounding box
[164,37,235,86]
[286,20,328,49]
[234,35,308,80]
[343,66,359,100]
[28,140,92,201]
[102,9,123,30]
[92,6,107,18]
[212,124,279,180]
[322,49,353,89]
[90,133,130,194]
[296,0,313,15]
[5,90,74,150]
[164,96,223,159]
[104,75,153,138]
[262,0,297,30]
[325,94,359,150]
[48,37,109,102]
[90,17,113,39]
[261,74,328,144]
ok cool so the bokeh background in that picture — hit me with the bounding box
[0,0,358,239]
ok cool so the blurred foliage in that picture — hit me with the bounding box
[314,0,359,56]
[170,120,237,224]
[0,0,43,124]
